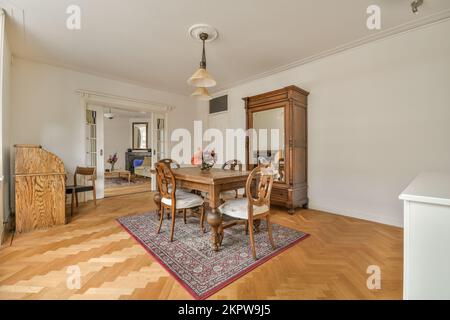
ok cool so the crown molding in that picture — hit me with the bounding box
[76,89,175,113]
[9,8,450,98]
[12,55,188,98]
[213,9,450,93]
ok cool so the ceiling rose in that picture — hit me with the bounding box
[188,24,219,42]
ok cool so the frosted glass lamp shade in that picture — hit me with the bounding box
[187,68,217,88]
[191,87,211,100]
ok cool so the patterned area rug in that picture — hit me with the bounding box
[118,210,309,299]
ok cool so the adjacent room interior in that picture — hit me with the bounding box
[0,1,449,301]
[100,108,160,198]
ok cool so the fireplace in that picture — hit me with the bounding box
[125,151,152,174]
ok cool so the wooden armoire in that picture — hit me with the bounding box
[244,86,309,213]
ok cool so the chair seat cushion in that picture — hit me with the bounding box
[162,191,204,209]
[218,198,269,220]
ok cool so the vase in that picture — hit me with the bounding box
[200,167,211,173]
[111,164,115,172]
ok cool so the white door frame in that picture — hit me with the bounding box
[86,104,105,199]
[77,90,174,197]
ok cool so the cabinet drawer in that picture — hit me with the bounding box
[271,187,288,203]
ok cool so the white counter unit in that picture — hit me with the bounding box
[399,172,450,300]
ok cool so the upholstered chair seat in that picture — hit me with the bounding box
[162,190,204,209]
[218,198,269,220]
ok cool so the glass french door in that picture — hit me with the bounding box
[152,113,167,163]
[85,106,104,199]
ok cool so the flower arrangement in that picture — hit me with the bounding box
[107,153,118,171]
[191,148,217,172]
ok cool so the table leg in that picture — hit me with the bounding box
[206,187,223,251]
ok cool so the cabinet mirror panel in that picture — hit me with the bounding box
[132,122,148,150]
[251,107,286,183]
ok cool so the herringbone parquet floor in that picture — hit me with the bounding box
[0,192,403,300]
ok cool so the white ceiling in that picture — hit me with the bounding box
[3,0,450,95]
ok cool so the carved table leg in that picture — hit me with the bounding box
[207,187,223,251]
[207,208,223,251]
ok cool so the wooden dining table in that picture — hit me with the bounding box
[170,167,251,251]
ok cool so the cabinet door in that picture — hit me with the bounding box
[248,102,289,186]
[292,103,307,185]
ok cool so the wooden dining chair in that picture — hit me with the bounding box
[155,162,205,242]
[65,167,97,216]
[218,164,275,260]
[221,159,243,200]
[156,158,192,218]
[159,158,181,169]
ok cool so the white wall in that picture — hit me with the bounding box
[103,116,131,170]
[11,58,197,196]
[199,20,450,227]
[0,11,11,242]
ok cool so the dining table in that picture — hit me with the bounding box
[155,167,251,251]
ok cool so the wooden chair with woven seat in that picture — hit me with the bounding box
[218,163,276,260]
[66,167,97,216]
[155,162,205,242]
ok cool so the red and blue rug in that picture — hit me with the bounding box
[117,210,309,299]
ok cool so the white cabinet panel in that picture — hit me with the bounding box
[400,173,450,300]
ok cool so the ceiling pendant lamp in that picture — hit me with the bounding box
[187,24,219,100]
[187,32,217,88]
[191,87,211,101]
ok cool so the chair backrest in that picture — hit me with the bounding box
[245,164,274,218]
[159,158,181,169]
[155,162,176,201]
[74,167,96,186]
[222,159,243,171]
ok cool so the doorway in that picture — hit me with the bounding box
[85,104,168,199]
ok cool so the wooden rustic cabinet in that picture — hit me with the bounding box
[14,145,66,233]
[244,86,309,213]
